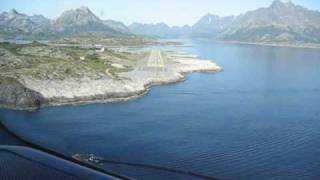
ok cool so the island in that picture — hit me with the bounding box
[0,38,221,110]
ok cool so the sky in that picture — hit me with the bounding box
[0,0,320,26]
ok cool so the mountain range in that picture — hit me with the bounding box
[0,7,129,39]
[129,0,320,43]
[1,0,320,44]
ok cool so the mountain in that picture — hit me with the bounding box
[129,0,320,44]
[0,9,52,38]
[53,7,118,35]
[129,22,172,37]
[129,23,191,38]
[103,20,131,34]
[29,14,51,26]
[220,0,320,43]
[0,7,130,39]
[191,14,234,38]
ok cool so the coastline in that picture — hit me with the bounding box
[38,68,220,110]
[48,68,220,108]
[0,52,222,111]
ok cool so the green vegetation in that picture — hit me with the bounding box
[83,53,106,72]
[52,36,158,47]
[0,41,147,80]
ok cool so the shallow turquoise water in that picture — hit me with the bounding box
[1,40,320,179]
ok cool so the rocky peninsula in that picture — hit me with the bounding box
[0,40,221,110]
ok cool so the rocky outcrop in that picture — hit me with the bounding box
[22,77,148,107]
[0,76,46,110]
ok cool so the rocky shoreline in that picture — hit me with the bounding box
[0,51,222,110]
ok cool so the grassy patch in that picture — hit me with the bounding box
[0,42,147,80]
[83,53,107,72]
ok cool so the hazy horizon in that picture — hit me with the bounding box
[1,0,320,26]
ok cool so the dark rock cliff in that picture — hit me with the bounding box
[0,76,46,110]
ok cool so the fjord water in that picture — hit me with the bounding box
[1,40,320,179]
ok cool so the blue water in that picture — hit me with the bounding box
[1,40,320,179]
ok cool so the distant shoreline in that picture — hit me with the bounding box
[217,40,320,49]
